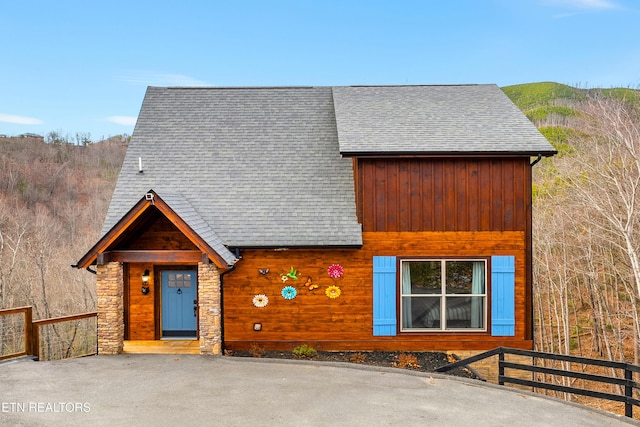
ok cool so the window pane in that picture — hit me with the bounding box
[446,261,485,294]
[402,296,441,329]
[181,274,191,288]
[445,296,484,329]
[167,273,175,288]
[405,261,441,294]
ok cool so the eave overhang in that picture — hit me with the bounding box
[339,150,558,158]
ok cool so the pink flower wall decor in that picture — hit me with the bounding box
[327,264,344,279]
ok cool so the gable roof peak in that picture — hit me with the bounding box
[74,189,238,269]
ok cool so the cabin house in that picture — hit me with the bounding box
[75,85,556,355]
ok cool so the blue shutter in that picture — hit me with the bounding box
[373,256,397,336]
[491,255,516,336]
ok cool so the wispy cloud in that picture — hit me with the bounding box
[540,0,620,18]
[118,71,209,87]
[573,0,617,8]
[108,116,137,126]
[540,0,619,10]
[0,113,44,125]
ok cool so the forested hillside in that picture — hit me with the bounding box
[504,82,640,365]
[0,136,127,319]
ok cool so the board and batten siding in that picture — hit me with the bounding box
[222,231,529,352]
[356,158,531,233]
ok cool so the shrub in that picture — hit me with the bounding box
[569,337,579,350]
[292,344,317,359]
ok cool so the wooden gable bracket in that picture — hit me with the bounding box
[75,191,231,270]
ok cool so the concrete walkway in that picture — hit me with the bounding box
[0,354,637,426]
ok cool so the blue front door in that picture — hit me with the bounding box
[162,270,197,337]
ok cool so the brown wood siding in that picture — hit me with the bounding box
[223,231,529,351]
[358,158,530,233]
[120,212,198,251]
[127,263,155,340]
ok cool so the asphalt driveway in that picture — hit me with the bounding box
[0,354,636,426]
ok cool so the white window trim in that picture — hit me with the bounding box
[399,258,487,332]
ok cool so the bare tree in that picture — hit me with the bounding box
[0,198,28,309]
[533,93,640,371]
[562,95,640,359]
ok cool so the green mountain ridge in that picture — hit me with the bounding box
[501,82,640,155]
[502,82,584,110]
[502,81,640,111]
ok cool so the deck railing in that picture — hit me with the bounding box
[435,346,640,418]
[0,306,33,360]
[0,306,97,361]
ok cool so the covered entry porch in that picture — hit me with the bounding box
[75,191,238,356]
[95,249,224,355]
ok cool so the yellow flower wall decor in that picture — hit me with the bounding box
[325,285,341,299]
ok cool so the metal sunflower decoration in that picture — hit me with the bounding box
[325,285,341,299]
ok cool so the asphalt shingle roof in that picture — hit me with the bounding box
[332,84,556,155]
[103,84,555,249]
[104,86,363,248]
[159,192,237,265]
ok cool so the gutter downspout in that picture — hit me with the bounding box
[218,248,241,353]
[528,153,542,346]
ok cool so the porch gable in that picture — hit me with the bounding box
[75,190,238,270]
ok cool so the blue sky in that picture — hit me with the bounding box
[1,0,639,141]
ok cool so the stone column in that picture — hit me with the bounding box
[96,262,124,354]
[198,262,222,355]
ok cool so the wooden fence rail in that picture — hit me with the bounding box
[0,306,97,361]
[435,346,640,418]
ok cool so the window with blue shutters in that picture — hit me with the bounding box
[373,255,516,336]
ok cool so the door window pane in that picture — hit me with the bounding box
[167,272,191,288]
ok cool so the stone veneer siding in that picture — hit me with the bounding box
[198,262,222,355]
[96,262,124,354]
